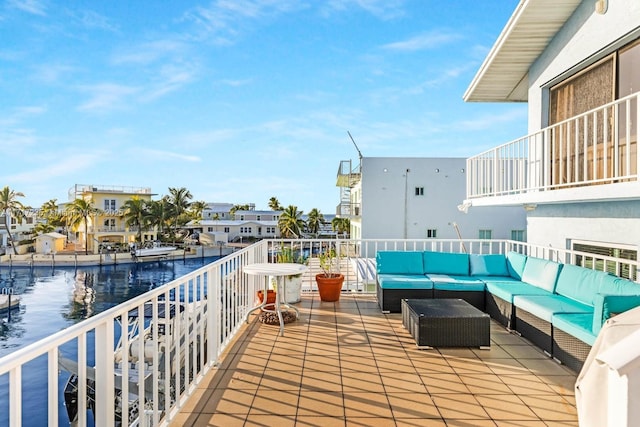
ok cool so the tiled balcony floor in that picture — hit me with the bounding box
[174,294,578,426]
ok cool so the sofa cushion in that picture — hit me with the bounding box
[423,251,469,276]
[485,280,553,303]
[520,257,563,293]
[552,313,597,346]
[376,251,424,275]
[377,274,433,289]
[598,274,640,295]
[427,274,486,291]
[554,264,609,306]
[513,294,592,323]
[506,251,527,280]
[592,294,640,335]
[470,254,509,277]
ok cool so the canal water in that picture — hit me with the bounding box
[0,256,220,426]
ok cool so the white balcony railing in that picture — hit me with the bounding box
[467,92,640,200]
[0,238,638,426]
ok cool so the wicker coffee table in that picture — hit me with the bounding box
[402,298,490,348]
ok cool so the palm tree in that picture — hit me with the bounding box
[146,197,171,237]
[306,208,324,236]
[189,200,207,221]
[278,205,305,238]
[32,222,55,236]
[122,197,148,243]
[65,198,100,255]
[268,197,282,211]
[0,186,25,255]
[167,187,193,241]
[229,204,250,220]
[40,198,66,230]
[331,217,351,237]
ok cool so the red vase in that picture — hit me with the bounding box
[257,290,276,304]
[315,274,345,302]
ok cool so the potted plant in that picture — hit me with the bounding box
[277,246,307,303]
[315,247,345,302]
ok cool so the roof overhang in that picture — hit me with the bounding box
[463,0,582,102]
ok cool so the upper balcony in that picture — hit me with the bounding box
[465,92,640,207]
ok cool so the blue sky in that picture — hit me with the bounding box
[1,0,526,214]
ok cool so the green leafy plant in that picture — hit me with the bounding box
[318,248,340,277]
[276,246,307,278]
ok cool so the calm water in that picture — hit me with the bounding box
[0,256,220,426]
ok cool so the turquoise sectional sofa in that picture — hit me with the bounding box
[376,250,640,372]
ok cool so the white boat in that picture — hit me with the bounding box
[0,294,20,313]
[131,241,177,259]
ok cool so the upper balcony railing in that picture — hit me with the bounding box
[0,238,637,426]
[466,92,639,201]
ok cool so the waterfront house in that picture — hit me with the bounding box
[337,157,527,242]
[68,184,157,253]
[462,0,640,272]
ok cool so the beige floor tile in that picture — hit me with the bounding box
[421,373,470,394]
[176,387,214,413]
[375,356,418,373]
[441,420,497,427]
[494,421,547,427]
[386,392,440,419]
[341,370,385,393]
[395,419,447,427]
[258,368,302,390]
[379,372,427,393]
[518,358,573,376]
[300,369,343,391]
[475,394,539,421]
[203,388,255,414]
[296,416,347,426]
[485,357,530,375]
[431,393,490,419]
[459,374,512,394]
[534,374,577,395]
[519,394,578,421]
[244,414,296,426]
[343,392,393,418]
[248,389,299,416]
[501,344,549,359]
[340,358,380,372]
[297,391,345,417]
[189,412,247,427]
[346,417,396,426]
[500,374,556,395]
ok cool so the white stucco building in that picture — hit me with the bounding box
[463,0,640,264]
[337,157,526,241]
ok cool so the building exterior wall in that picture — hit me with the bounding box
[526,201,640,250]
[528,0,640,131]
[360,157,526,240]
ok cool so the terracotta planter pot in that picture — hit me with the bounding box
[315,273,345,302]
[257,290,276,305]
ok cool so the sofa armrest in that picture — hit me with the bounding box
[592,294,640,335]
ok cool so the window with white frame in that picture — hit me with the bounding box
[478,229,492,240]
[426,229,437,238]
[104,199,116,211]
[511,230,525,242]
[572,240,637,280]
[415,187,424,196]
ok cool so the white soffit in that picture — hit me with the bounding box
[463,0,582,102]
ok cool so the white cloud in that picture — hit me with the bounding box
[112,40,188,65]
[136,148,201,163]
[5,153,102,184]
[322,0,405,20]
[76,83,139,113]
[69,9,118,32]
[143,63,197,101]
[381,30,462,52]
[8,0,46,16]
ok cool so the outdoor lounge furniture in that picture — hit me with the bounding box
[376,250,640,372]
[402,298,490,348]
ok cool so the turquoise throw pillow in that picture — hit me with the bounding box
[470,254,508,276]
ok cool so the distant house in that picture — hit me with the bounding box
[462,0,640,269]
[67,184,157,253]
[35,232,66,254]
